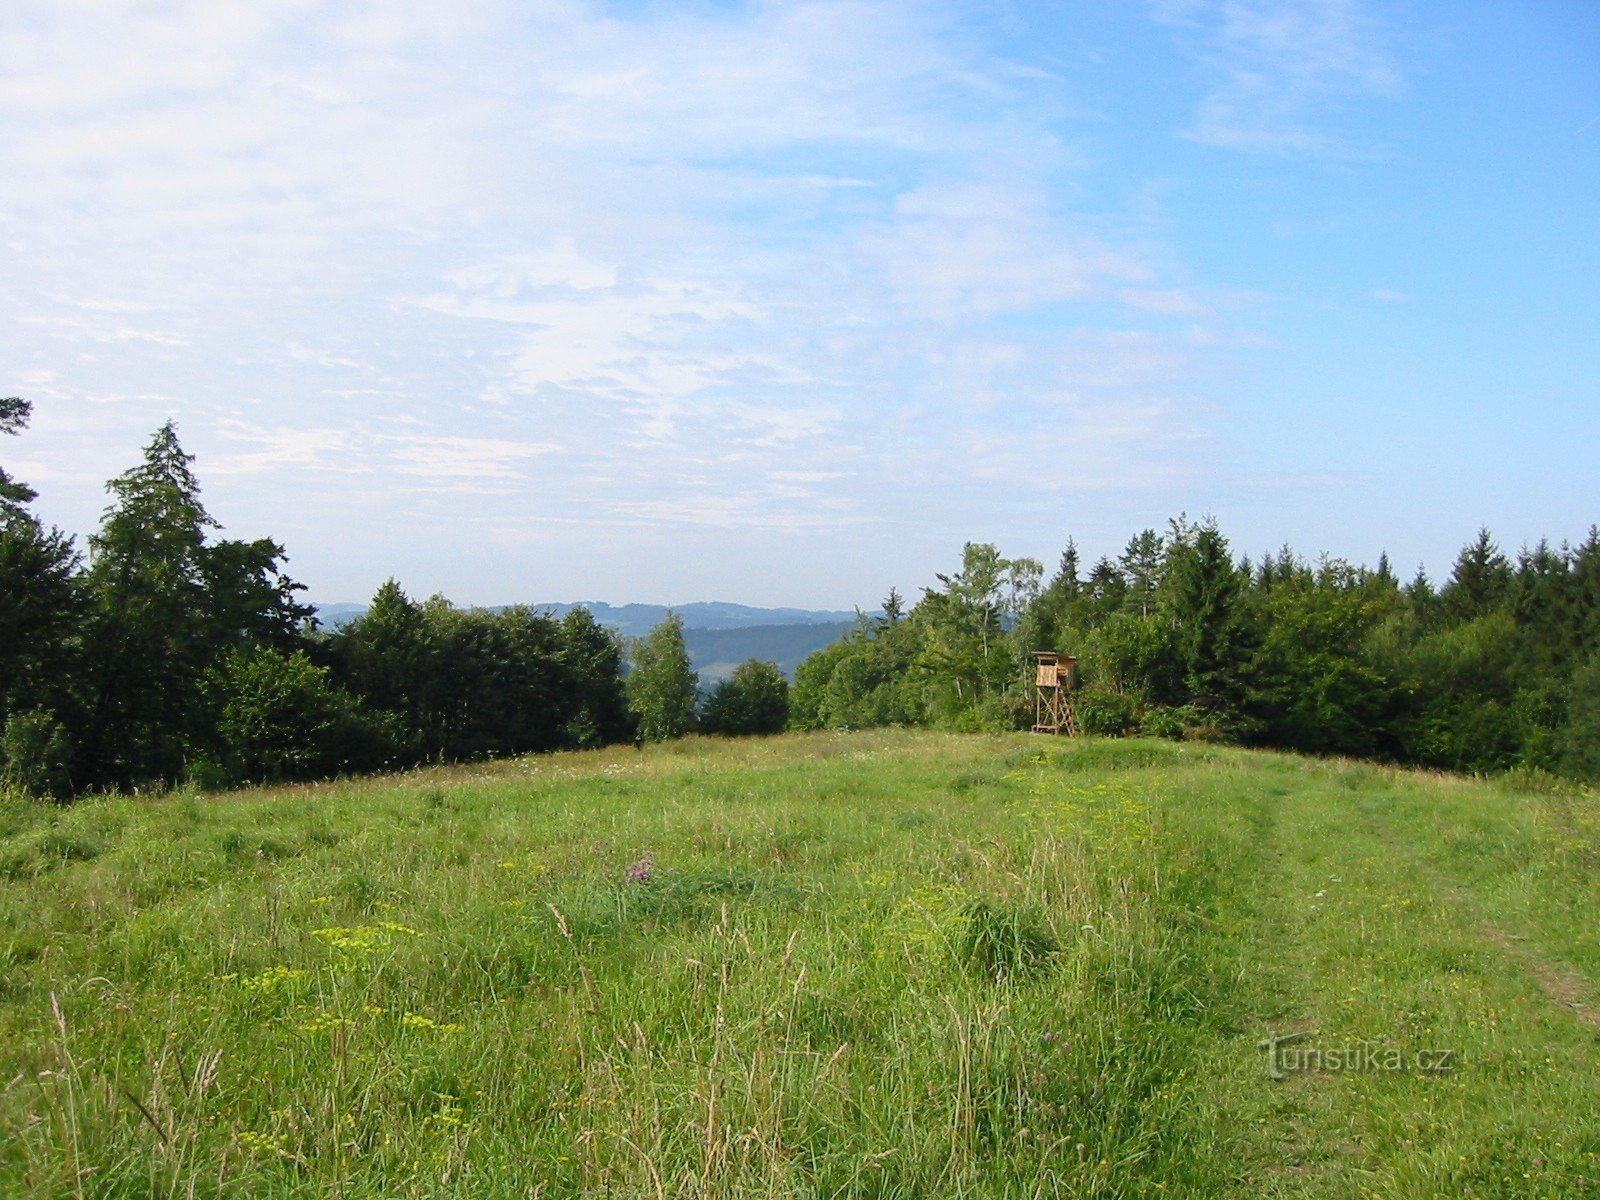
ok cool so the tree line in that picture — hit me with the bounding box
[0,405,787,798]
[792,520,1600,782]
[5,400,1593,795]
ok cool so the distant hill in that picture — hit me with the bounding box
[310,601,864,680]
[684,622,856,682]
[530,601,859,639]
[312,603,370,629]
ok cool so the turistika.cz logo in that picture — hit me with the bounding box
[1258,1030,1457,1081]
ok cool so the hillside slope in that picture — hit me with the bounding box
[684,620,854,681]
[2,734,1596,1197]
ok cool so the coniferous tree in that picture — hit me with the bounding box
[882,587,905,626]
[1442,529,1512,622]
[76,422,317,787]
[80,422,219,785]
[1025,540,1082,654]
[1083,557,1128,626]
[1120,529,1164,618]
[1160,520,1255,726]
[0,399,83,796]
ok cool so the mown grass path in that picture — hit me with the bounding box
[2,732,1597,1198]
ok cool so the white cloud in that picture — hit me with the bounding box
[1,0,1268,601]
[1153,0,1400,155]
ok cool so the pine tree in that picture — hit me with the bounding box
[332,579,436,755]
[1120,529,1164,617]
[882,587,905,626]
[1442,528,1512,622]
[78,422,313,786]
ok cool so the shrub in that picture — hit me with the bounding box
[700,660,789,736]
[0,708,74,799]
[1077,687,1141,737]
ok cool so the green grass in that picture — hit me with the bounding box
[1,730,1597,1198]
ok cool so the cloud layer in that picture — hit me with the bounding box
[2,0,1408,603]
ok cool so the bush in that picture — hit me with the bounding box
[0,708,74,799]
[203,646,397,785]
[700,660,789,736]
[1140,705,1193,740]
[1077,687,1140,737]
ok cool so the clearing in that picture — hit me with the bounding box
[2,731,1597,1198]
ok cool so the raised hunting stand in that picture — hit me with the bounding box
[1032,651,1080,735]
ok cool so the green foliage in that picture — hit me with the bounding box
[1076,686,1140,737]
[627,612,698,741]
[0,516,82,733]
[1442,527,1513,623]
[77,422,316,789]
[1078,610,1179,703]
[791,614,923,731]
[0,396,39,519]
[955,898,1056,981]
[204,646,391,785]
[1560,651,1600,782]
[791,521,1597,785]
[3,394,1595,796]
[912,542,1037,727]
[558,607,633,748]
[0,709,74,799]
[0,400,83,785]
[1140,703,1205,740]
[1385,612,1521,772]
[1251,558,1399,757]
[330,590,620,765]
[700,659,789,736]
[1159,518,1255,727]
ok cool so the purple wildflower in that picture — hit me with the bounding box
[625,856,654,885]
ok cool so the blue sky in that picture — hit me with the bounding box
[3,0,1596,608]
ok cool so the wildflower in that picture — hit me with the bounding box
[625,856,653,884]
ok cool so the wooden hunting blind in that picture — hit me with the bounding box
[1032,651,1080,735]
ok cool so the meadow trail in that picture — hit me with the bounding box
[1346,778,1600,1033]
[1,731,1597,1198]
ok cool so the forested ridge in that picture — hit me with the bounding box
[2,400,1596,797]
[793,527,1600,782]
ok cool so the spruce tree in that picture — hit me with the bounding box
[80,423,217,784]
[1161,521,1255,724]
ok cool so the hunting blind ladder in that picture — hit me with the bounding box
[1032,651,1079,736]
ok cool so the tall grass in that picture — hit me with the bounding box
[1,732,1597,1197]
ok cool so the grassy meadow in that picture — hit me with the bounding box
[2,730,1598,1198]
